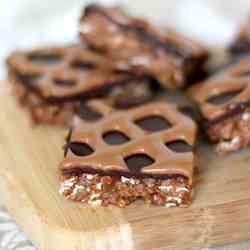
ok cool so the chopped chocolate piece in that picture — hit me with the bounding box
[190,57,250,153]
[7,44,154,126]
[79,4,209,89]
[60,101,197,207]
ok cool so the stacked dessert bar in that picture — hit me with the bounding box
[7,45,153,126]
[190,58,250,153]
[79,4,208,89]
[60,101,197,207]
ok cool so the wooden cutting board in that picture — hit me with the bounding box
[1,83,250,250]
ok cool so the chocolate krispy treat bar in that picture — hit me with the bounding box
[60,100,197,207]
[229,24,250,56]
[79,4,209,89]
[190,58,250,153]
[7,44,153,126]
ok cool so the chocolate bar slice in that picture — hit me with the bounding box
[60,100,197,207]
[7,44,153,126]
[190,58,250,153]
[229,24,250,56]
[79,4,209,89]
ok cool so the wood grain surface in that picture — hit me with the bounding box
[0,82,250,250]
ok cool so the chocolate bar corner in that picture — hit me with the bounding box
[190,58,250,153]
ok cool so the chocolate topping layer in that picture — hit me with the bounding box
[60,101,197,184]
[7,44,155,125]
[205,101,250,128]
[190,57,250,152]
[190,58,250,123]
[7,45,151,102]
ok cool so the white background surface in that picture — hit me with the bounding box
[1,0,250,249]
[1,0,250,78]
